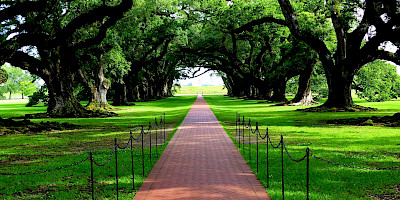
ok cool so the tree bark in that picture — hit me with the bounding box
[112,82,129,106]
[269,78,288,102]
[1,0,133,117]
[323,67,355,108]
[46,68,88,117]
[286,64,317,106]
[84,55,113,110]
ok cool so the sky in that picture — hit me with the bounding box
[176,68,224,86]
[175,64,400,88]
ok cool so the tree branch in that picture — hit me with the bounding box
[0,1,47,22]
[7,51,48,82]
[0,33,44,64]
[232,16,287,33]
[374,50,400,66]
[54,0,133,48]
[276,0,334,68]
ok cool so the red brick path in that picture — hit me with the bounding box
[134,96,271,200]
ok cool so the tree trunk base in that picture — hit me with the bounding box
[327,112,400,127]
[86,101,118,112]
[0,117,79,135]
[297,104,377,112]
[273,99,320,107]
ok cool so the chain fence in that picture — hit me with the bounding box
[0,113,166,200]
[235,112,399,200]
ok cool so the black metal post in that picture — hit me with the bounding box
[90,151,94,200]
[149,122,152,164]
[163,113,166,144]
[266,128,269,188]
[156,117,158,156]
[281,135,284,200]
[141,127,145,176]
[115,138,119,199]
[235,112,238,137]
[306,147,310,200]
[130,131,135,191]
[238,116,241,148]
[249,119,251,162]
[256,123,259,174]
[242,116,245,150]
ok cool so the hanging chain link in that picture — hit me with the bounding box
[1,113,167,177]
[236,112,400,169]
[282,141,307,162]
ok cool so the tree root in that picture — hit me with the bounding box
[86,102,119,112]
[298,104,378,112]
[0,117,79,135]
[24,109,118,119]
[272,99,320,107]
[327,112,400,127]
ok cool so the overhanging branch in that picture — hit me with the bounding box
[0,1,47,22]
[54,0,133,48]
[233,16,287,33]
[7,51,48,81]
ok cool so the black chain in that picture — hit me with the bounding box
[0,157,89,176]
[282,141,307,162]
[267,135,281,148]
[116,137,132,149]
[237,112,400,170]
[257,129,268,140]
[142,126,152,135]
[91,146,116,167]
[311,153,400,171]
[131,132,142,141]
[1,113,167,177]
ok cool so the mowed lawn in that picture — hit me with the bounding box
[0,96,196,199]
[204,95,400,200]
[174,86,227,94]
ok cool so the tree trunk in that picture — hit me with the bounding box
[270,78,288,102]
[85,55,113,110]
[47,69,88,117]
[255,79,272,100]
[112,82,129,106]
[130,85,140,101]
[9,91,11,99]
[287,65,318,106]
[222,76,233,96]
[323,68,355,108]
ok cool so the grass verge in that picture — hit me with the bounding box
[204,95,400,200]
[174,86,226,94]
[0,95,197,199]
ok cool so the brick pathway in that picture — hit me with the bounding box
[134,95,271,200]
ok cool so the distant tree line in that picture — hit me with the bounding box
[1,0,399,118]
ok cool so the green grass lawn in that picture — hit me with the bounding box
[0,96,197,199]
[204,95,400,200]
[0,92,29,100]
[174,85,227,94]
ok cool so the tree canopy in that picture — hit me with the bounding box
[0,0,133,117]
[0,64,38,99]
[233,0,400,109]
[354,60,400,102]
[1,0,399,117]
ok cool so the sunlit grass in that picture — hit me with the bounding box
[0,95,197,199]
[174,85,227,94]
[205,95,400,200]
